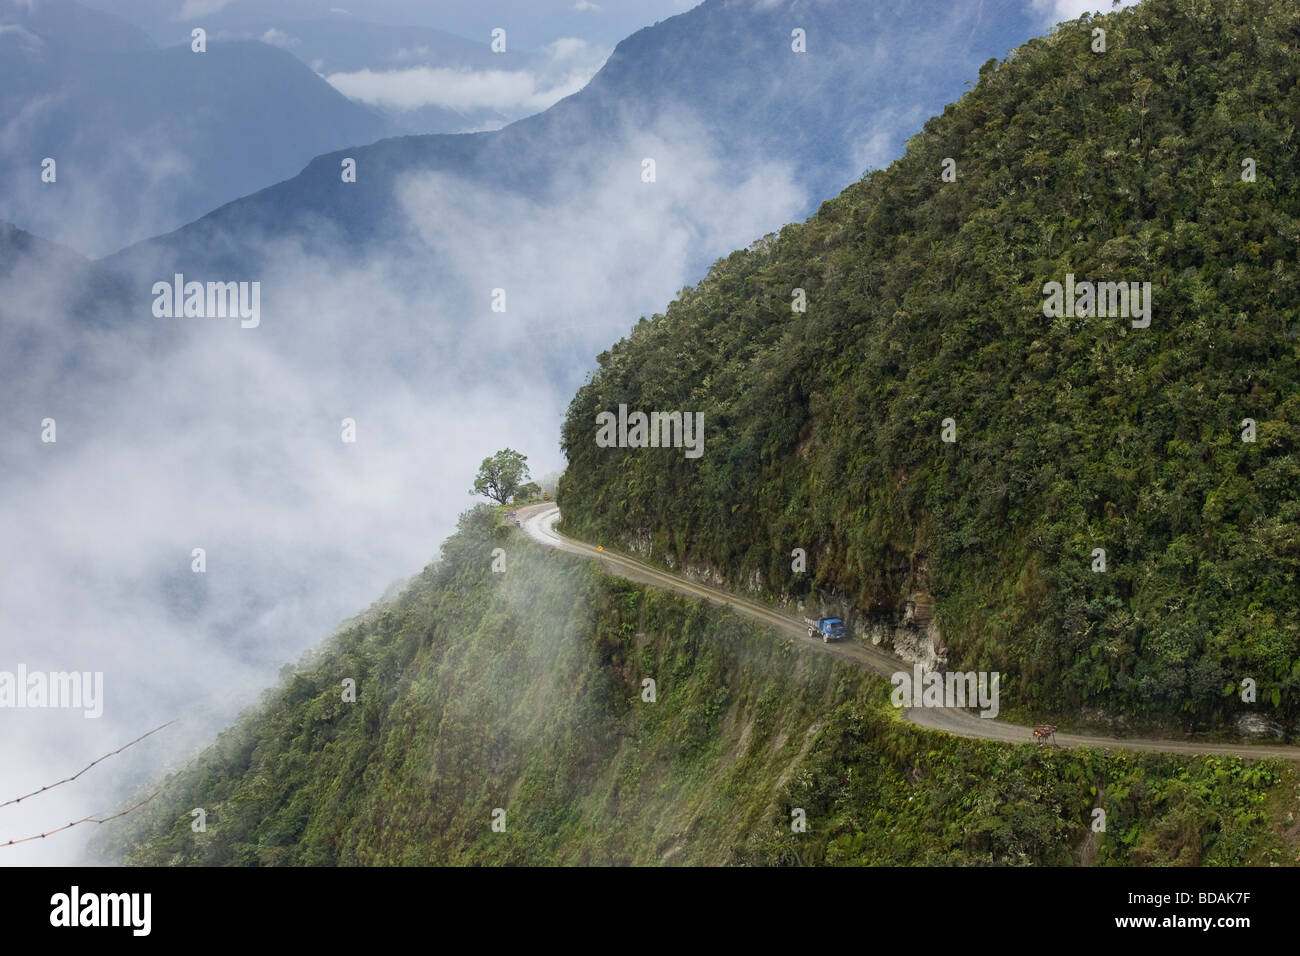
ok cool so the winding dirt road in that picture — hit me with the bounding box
[519,502,1300,762]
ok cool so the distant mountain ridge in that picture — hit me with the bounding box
[0,0,399,255]
[103,0,1039,270]
[0,0,152,52]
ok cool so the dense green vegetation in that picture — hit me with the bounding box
[96,508,1299,866]
[559,0,1300,730]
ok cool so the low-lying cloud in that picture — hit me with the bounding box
[0,102,806,866]
[327,64,594,114]
[260,27,300,49]
[326,36,607,119]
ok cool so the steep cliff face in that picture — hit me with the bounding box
[560,0,1300,729]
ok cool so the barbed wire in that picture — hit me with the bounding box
[0,717,200,848]
[0,718,178,811]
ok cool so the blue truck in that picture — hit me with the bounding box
[804,616,846,643]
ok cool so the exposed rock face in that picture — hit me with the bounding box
[1078,708,1133,736]
[679,563,731,589]
[626,532,654,559]
[882,619,947,671]
[886,585,945,669]
[622,534,949,669]
[1236,714,1284,739]
[902,590,935,628]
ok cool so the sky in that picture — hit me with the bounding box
[82,0,702,49]
[86,0,1141,46]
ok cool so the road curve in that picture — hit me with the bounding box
[518,502,1300,762]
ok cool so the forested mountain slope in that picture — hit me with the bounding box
[94,508,1299,866]
[559,0,1300,730]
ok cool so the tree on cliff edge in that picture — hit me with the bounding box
[471,448,531,504]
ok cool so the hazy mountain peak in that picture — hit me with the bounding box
[0,0,154,52]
